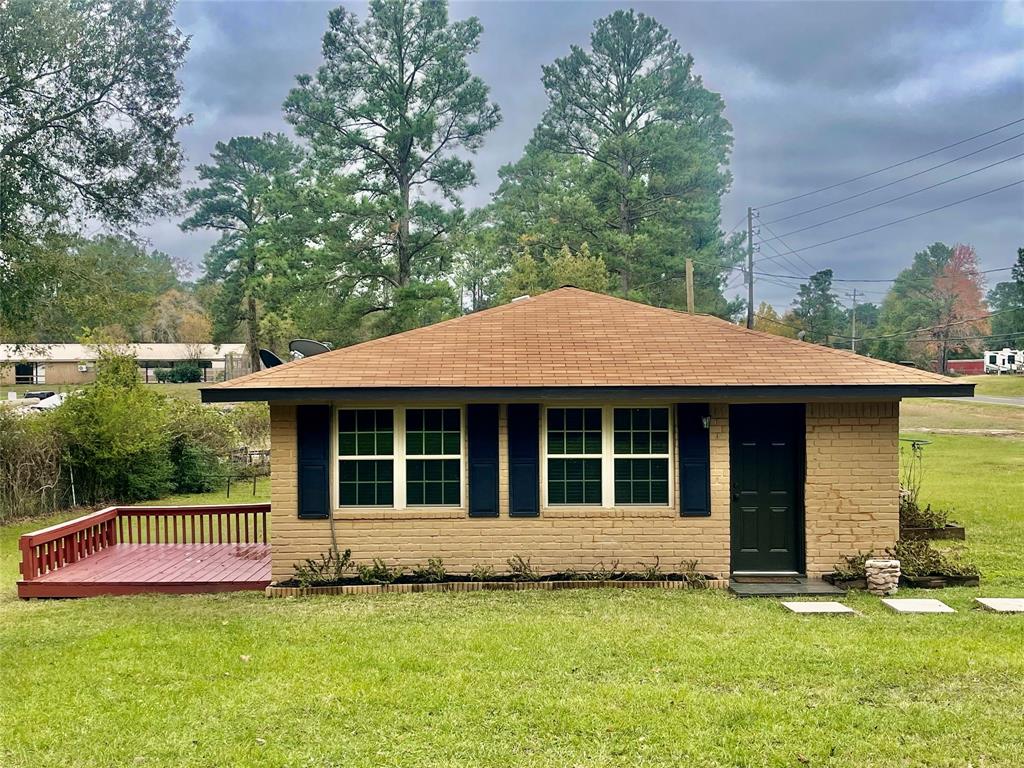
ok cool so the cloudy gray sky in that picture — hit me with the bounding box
[147,0,1024,309]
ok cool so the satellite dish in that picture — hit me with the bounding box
[289,339,332,358]
[259,349,284,369]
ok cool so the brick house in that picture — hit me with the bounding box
[201,287,971,583]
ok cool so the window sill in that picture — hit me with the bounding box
[541,506,679,519]
[333,507,466,521]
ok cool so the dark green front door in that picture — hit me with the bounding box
[730,405,804,572]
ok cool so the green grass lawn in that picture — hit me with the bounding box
[1,436,1023,767]
[959,374,1024,397]
[901,398,1024,432]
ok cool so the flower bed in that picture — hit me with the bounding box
[267,577,730,598]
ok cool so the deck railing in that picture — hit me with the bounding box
[18,503,270,582]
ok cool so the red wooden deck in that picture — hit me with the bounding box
[18,504,271,599]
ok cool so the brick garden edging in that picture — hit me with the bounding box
[266,578,730,598]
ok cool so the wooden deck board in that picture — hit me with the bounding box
[18,543,271,598]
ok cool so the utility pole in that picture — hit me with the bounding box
[685,258,695,313]
[746,206,754,329]
[848,288,858,353]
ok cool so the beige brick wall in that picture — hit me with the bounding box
[269,400,899,582]
[804,401,900,577]
[269,402,731,582]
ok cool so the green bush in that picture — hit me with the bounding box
[0,409,63,521]
[154,365,202,384]
[226,402,270,449]
[56,368,174,504]
[54,349,240,504]
[166,401,238,493]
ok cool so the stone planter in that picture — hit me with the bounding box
[900,525,966,541]
[266,577,730,598]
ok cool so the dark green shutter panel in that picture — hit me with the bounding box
[677,404,711,517]
[507,403,540,517]
[468,404,499,517]
[297,404,331,519]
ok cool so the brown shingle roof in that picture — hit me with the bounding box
[206,287,963,394]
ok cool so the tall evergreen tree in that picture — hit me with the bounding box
[0,0,189,335]
[182,134,303,372]
[491,9,739,315]
[791,269,844,345]
[283,0,501,336]
[987,247,1024,349]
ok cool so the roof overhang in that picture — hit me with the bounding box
[201,383,975,404]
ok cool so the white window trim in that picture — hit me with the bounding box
[331,404,466,512]
[541,404,674,509]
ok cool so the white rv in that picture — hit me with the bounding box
[984,348,1023,374]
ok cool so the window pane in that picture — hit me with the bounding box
[407,408,460,457]
[407,458,460,506]
[614,408,669,458]
[339,459,393,507]
[340,409,393,458]
[547,408,601,456]
[548,458,601,506]
[614,458,669,505]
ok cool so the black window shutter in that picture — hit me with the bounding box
[468,404,499,517]
[677,404,711,517]
[507,403,540,517]
[297,404,331,519]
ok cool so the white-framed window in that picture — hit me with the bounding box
[337,408,395,506]
[405,408,462,506]
[542,405,673,508]
[334,406,464,509]
[546,407,603,505]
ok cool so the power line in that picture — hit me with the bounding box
[758,179,1024,258]
[756,217,820,273]
[762,151,1024,241]
[758,116,1024,209]
[762,131,1024,224]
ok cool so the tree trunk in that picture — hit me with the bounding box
[246,249,260,374]
[397,179,411,287]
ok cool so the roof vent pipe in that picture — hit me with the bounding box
[511,294,530,302]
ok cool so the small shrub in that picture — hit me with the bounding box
[506,554,540,581]
[832,551,874,580]
[637,557,663,581]
[900,494,951,530]
[293,548,353,587]
[357,558,402,584]
[588,561,621,581]
[469,565,496,582]
[889,540,979,578]
[678,559,707,585]
[410,558,446,583]
[154,367,173,383]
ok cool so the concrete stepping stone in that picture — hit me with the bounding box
[881,598,955,614]
[782,601,855,614]
[975,598,1024,613]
